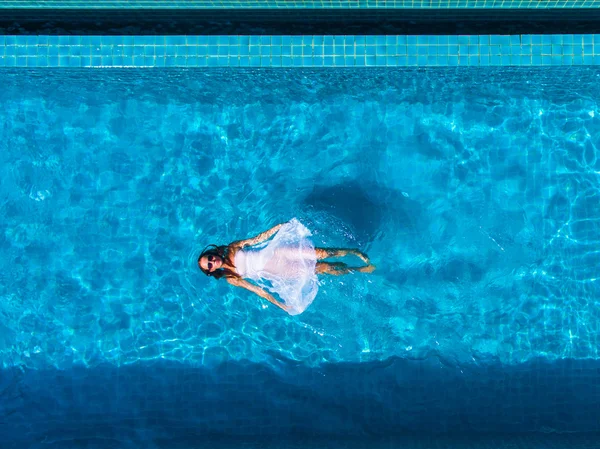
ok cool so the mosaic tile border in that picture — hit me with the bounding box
[1,0,599,8]
[1,35,600,67]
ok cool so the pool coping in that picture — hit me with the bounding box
[1,1,599,8]
[1,34,600,67]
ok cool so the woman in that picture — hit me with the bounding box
[198,218,375,315]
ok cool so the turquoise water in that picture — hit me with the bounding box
[1,68,599,371]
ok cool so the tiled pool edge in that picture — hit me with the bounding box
[1,35,600,67]
[1,0,599,8]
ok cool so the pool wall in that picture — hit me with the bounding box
[2,0,600,67]
[2,357,600,447]
[1,34,600,67]
[0,0,598,8]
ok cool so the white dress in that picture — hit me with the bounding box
[234,218,318,315]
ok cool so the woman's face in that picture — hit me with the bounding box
[199,253,222,273]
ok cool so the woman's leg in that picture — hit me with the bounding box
[316,262,375,276]
[315,248,370,264]
[271,247,372,270]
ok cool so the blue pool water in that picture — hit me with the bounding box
[1,68,600,375]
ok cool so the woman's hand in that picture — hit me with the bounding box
[230,222,285,249]
[266,293,290,313]
[277,301,292,313]
[229,277,291,314]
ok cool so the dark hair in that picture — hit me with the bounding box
[198,244,238,280]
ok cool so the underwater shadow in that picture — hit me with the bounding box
[303,182,423,247]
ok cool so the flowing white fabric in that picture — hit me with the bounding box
[234,218,318,315]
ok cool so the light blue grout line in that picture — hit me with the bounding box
[1,35,600,68]
[1,0,600,8]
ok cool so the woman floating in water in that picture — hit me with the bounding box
[198,218,375,315]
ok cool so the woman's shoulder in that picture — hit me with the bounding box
[227,243,242,254]
[227,244,246,262]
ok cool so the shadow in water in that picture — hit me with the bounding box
[1,356,600,447]
[303,182,423,247]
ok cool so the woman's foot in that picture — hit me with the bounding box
[353,250,370,264]
[358,264,376,273]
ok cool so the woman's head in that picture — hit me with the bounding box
[198,245,235,279]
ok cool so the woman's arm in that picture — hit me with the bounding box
[227,277,289,312]
[230,223,284,249]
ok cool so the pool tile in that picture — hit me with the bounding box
[0,0,595,6]
[2,34,600,68]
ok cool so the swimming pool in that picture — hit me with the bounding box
[1,67,600,443]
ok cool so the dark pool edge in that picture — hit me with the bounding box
[1,355,599,445]
[16,434,600,449]
[3,8,600,36]
[0,0,597,8]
